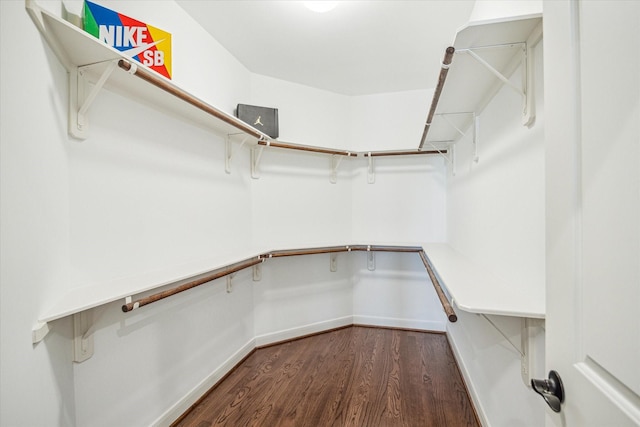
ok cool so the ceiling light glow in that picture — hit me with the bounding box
[304,1,339,13]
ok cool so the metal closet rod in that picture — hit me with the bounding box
[257,140,353,156]
[117,59,269,141]
[258,143,448,157]
[419,46,456,150]
[364,149,448,157]
[121,244,456,322]
[267,245,424,258]
[120,256,263,313]
[419,251,457,322]
[117,59,447,158]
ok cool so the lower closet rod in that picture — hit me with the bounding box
[121,257,263,312]
[419,251,458,322]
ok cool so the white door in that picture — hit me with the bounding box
[544,0,640,425]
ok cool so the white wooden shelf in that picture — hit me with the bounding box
[26,0,271,144]
[422,243,544,319]
[37,241,542,328]
[25,0,447,162]
[422,15,543,149]
[32,243,443,340]
[38,247,270,324]
[33,240,544,359]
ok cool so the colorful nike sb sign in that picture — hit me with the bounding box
[82,0,172,79]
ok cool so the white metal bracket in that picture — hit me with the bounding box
[330,253,338,272]
[439,113,468,139]
[521,317,545,386]
[522,22,543,126]
[366,153,375,184]
[32,321,50,344]
[458,37,540,128]
[465,48,525,98]
[251,142,269,179]
[424,139,455,175]
[226,274,234,293]
[367,246,375,271]
[480,314,545,386]
[480,313,523,356]
[225,134,248,174]
[330,153,351,184]
[70,60,118,139]
[73,310,99,363]
[253,261,262,281]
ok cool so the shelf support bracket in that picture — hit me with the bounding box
[458,37,541,127]
[226,274,234,293]
[73,312,94,362]
[252,262,262,281]
[522,22,543,126]
[330,253,338,272]
[367,246,376,271]
[464,49,525,98]
[424,140,455,175]
[521,318,545,386]
[71,60,118,139]
[330,153,350,184]
[480,314,545,386]
[440,113,467,139]
[251,142,269,179]
[367,153,375,184]
[225,134,248,174]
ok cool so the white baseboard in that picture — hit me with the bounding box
[151,338,256,427]
[254,316,354,347]
[446,324,489,427]
[353,314,445,332]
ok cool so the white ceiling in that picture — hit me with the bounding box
[175,1,475,96]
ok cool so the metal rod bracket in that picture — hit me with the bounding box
[251,143,268,179]
[330,253,338,272]
[367,246,375,271]
[367,153,375,184]
[252,262,262,281]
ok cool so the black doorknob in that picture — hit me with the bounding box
[531,370,565,412]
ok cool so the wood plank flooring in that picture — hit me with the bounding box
[173,326,479,427]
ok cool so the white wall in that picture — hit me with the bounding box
[1,1,449,426]
[349,143,448,332]
[348,89,431,152]
[250,73,351,150]
[445,33,546,426]
[1,2,76,425]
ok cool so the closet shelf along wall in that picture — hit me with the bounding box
[25,0,444,167]
[419,15,543,158]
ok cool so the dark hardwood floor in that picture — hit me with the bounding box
[173,326,479,427]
